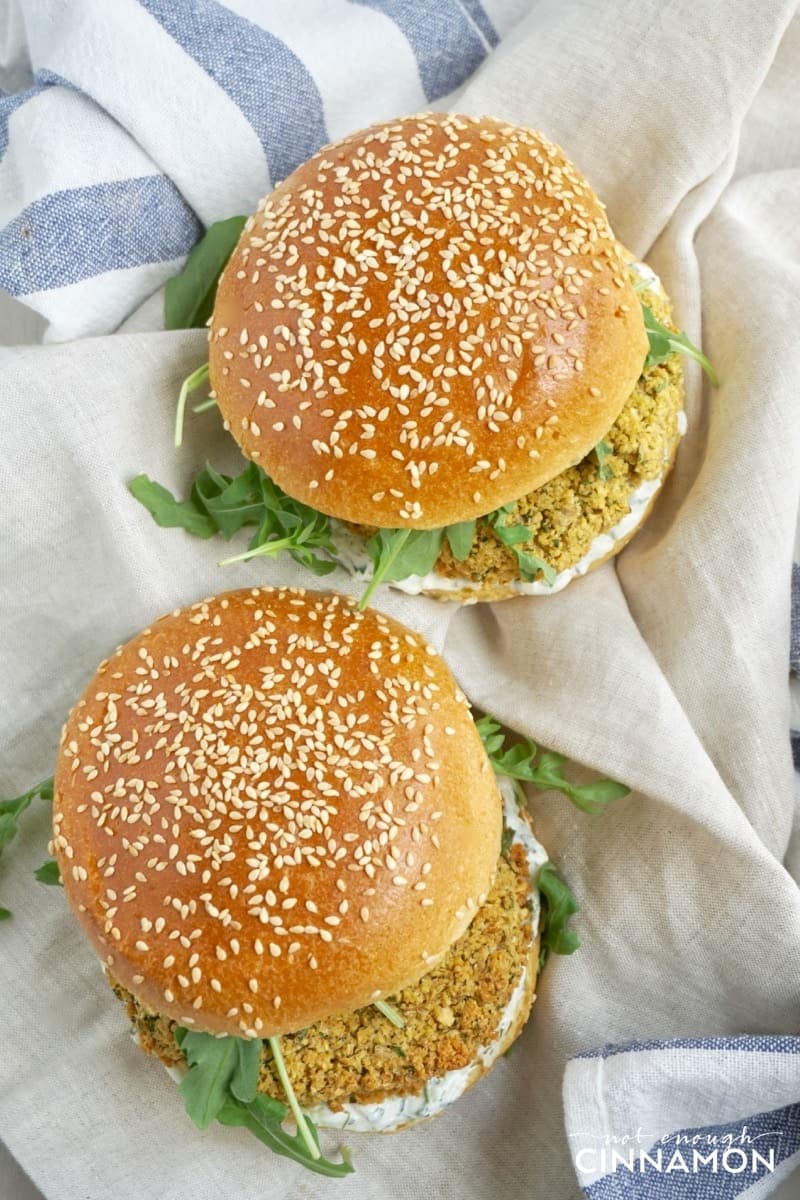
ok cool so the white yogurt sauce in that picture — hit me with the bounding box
[330,472,664,600]
[329,259,685,602]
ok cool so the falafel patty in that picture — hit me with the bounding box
[111,781,545,1131]
[330,263,684,603]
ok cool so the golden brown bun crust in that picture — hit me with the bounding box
[210,113,648,530]
[53,587,501,1039]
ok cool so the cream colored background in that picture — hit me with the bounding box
[2,2,800,1197]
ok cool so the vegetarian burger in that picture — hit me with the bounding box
[51,587,550,1166]
[204,112,700,603]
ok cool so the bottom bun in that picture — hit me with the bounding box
[113,778,547,1132]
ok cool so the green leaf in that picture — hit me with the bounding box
[527,750,630,815]
[192,463,264,539]
[595,440,614,481]
[217,1096,353,1178]
[515,550,557,585]
[174,362,211,448]
[178,1029,241,1130]
[132,460,339,577]
[231,1037,262,1104]
[476,717,629,815]
[474,715,505,757]
[165,215,247,331]
[129,475,217,539]
[34,860,61,886]
[0,775,55,919]
[641,302,718,386]
[0,813,18,849]
[445,519,477,561]
[538,862,580,967]
[484,509,556,586]
[359,527,444,609]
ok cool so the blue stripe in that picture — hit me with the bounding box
[0,83,51,160]
[791,562,800,672]
[458,0,499,47]
[584,1102,800,1200]
[1,71,83,162]
[354,0,489,100]
[0,176,200,296]
[137,0,327,184]
[575,1035,800,1060]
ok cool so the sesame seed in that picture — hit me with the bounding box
[209,114,628,521]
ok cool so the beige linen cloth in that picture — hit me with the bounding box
[2,3,800,1198]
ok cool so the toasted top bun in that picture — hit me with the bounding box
[53,587,501,1039]
[210,112,647,530]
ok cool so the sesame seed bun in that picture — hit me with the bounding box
[210,112,647,531]
[52,587,502,1040]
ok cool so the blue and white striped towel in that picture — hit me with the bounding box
[0,0,526,340]
[564,1038,800,1198]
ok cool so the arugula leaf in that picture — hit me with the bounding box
[595,440,613,481]
[0,777,54,917]
[231,1037,262,1104]
[485,509,556,586]
[359,528,444,609]
[192,462,265,539]
[174,1029,351,1175]
[218,1096,353,1178]
[128,475,217,539]
[474,715,505,757]
[477,718,629,815]
[538,862,580,967]
[528,750,630,814]
[641,302,718,386]
[174,362,211,448]
[445,519,477,561]
[130,463,339,577]
[177,1028,241,1130]
[165,215,247,331]
[34,860,61,886]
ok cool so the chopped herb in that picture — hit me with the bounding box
[164,215,247,331]
[538,862,580,968]
[359,528,443,609]
[34,860,61,886]
[476,716,629,814]
[500,824,515,856]
[595,440,613,480]
[0,776,54,917]
[389,1044,406,1058]
[641,302,718,385]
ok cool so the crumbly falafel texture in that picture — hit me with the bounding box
[342,275,684,595]
[112,844,533,1111]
